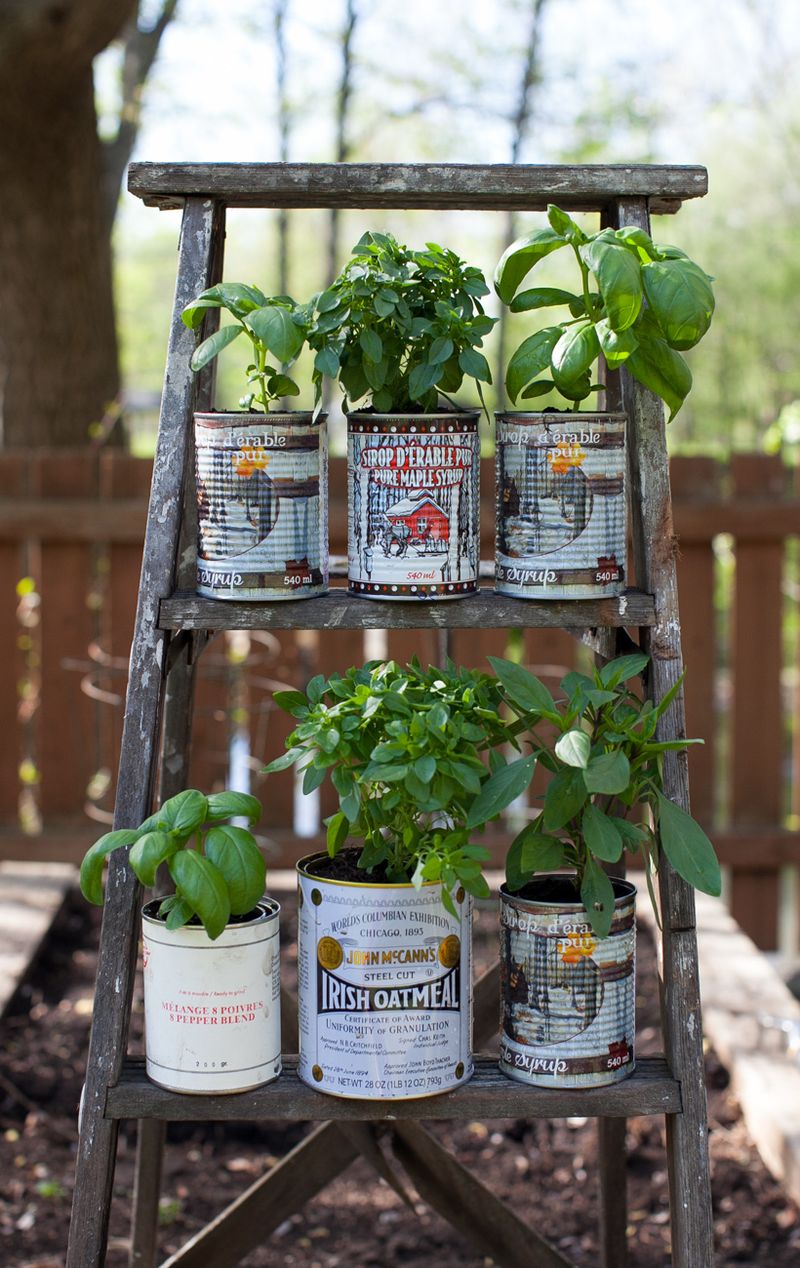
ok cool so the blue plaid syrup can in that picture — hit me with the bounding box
[499,879,636,1089]
[194,411,328,601]
[495,412,627,599]
[347,412,480,600]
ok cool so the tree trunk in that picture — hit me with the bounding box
[0,0,138,448]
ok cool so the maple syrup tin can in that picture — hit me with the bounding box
[141,899,281,1094]
[194,411,328,601]
[296,854,473,1099]
[499,878,636,1089]
[495,412,627,599]
[347,412,480,600]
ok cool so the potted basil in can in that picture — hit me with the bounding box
[309,233,495,600]
[483,652,721,1089]
[79,790,281,1094]
[494,205,715,600]
[182,284,327,602]
[263,658,522,1100]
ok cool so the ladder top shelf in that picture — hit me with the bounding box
[158,586,655,632]
[107,1055,681,1122]
[127,161,708,213]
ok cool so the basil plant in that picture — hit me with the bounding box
[181,283,312,412]
[495,204,715,419]
[477,652,721,938]
[79,789,266,941]
[308,232,496,416]
[264,659,522,917]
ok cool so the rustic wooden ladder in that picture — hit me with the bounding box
[66,163,714,1268]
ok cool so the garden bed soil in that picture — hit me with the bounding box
[1,888,799,1267]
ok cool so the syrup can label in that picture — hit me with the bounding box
[296,857,472,1099]
[347,413,479,600]
[495,412,626,599]
[195,411,327,600]
[499,883,635,1088]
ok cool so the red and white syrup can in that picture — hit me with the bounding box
[347,412,479,600]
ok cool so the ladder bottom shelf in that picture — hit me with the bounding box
[158,587,655,632]
[107,1055,680,1122]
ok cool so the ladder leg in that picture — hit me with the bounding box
[598,1118,628,1268]
[610,195,715,1268]
[130,1120,167,1268]
[66,198,225,1268]
[129,632,202,1267]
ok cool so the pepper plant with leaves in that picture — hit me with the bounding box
[79,789,266,940]
[495,204,715,419]
[181,283,312,412]
[308,232,496,416]
[264,659,523,916]
[470,652,721,937]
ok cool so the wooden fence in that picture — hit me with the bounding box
[0,448,797,950]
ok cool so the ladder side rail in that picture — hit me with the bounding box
[66,197,225,1268]
[611,195,715,1268]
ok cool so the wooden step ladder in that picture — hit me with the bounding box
[66,162,715,1268]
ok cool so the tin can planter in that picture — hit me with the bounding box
[194,411,327,601]
[347,412,479,600]
[141,898,281,1094]
[499,876,635,1089]
[296,853,472,1099]
[495,411,626,599]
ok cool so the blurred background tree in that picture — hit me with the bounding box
[0,0,177,448]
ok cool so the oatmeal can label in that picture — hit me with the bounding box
[495,412,626,599]
[499,881,635,1088]
[297,855,472,1098]
[142,899,281,1094]
[195,411,327,601]
[347,412,479,600]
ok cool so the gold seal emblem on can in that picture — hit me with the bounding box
[438,934,461,968]
[317,936,344,970]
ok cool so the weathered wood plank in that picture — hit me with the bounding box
[158,587,655,632]
[611,195,714,1268]
[105,1055,681,1121]
[473,960,501,1051]
[729,454,785,949]
[391,1120,574,1268]
[128,162,708,213]
[65,198,226,1268]
[671,457,720,826]
[159,1123,360,1268]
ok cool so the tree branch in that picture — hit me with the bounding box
[101,0,179,226]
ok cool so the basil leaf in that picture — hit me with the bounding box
[79,829,140,905]
[204,826,266,914]
[656,792,721,896]
[169,851,231,941]
[583,751,630,795]
[465,753,536,829]
[494,227,567,304]
[582,804,624,863]
[504,327,561,404]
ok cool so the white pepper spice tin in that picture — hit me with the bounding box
[141,898,281,1094]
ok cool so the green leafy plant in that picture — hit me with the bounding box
[263,659,524,916]
[477,652,721,937]
[79,789,266,940]
[181,283,312,412]
[308,231,496,416]
[495,204,715,419]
